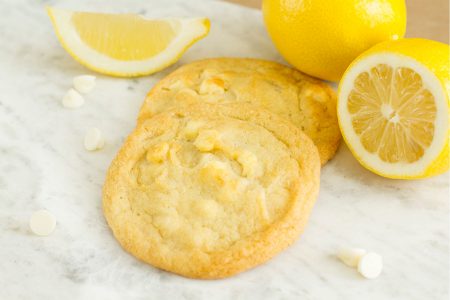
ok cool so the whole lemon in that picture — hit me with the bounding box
[262,0,406,81]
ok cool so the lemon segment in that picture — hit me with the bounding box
[338,39,449,179]
[47,7,210,77]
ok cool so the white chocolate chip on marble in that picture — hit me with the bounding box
[73,75,96,94]
[337,247,383,279]
[357,252,383,279]
[62,88,84,108]
[29,210,56,236]
[84,127,105,151]
[337,247,367,267]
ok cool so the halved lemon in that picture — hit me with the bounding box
[47,7,210,77]
[338,38,449,179]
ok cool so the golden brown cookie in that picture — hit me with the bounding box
[137,58,340,165]
[103,104,320,279]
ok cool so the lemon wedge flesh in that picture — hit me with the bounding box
[47,7,210,77]
[338,38,449,179]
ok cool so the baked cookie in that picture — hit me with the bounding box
[137,58,340,165]
[103,104,320,279]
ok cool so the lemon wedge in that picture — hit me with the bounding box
[338,38,449,179]
[47,7,210,77]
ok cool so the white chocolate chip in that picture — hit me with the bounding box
[62,88,84,108]
[29,210,56,236]
[256,188,269,221]
[84,128,105,151]
[200,160,229,186]
[201,68,218,79]
[73,75,96,94]
[337,247,367,267]
[357,252,383,279]
[199,77,225,95]
[194,130,220,152]
[167,79,186,91]
[237,150,258,178]
[146,143,169,163]
[182,120,204,140]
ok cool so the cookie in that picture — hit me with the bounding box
[103,103,321,279]
[137,58,341,165]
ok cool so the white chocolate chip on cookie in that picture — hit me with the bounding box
[237,150,258,178]
[166,79,186,91]
[182,120,204,140]
[194,130,220,152]
[199,77,225,95]
[146,143,170,163]
[200,160,229,186]
[201,68,218,79]
[256,188,269,221]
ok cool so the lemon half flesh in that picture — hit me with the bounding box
[338,39,449,179]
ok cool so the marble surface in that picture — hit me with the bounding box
[0,0,448,299]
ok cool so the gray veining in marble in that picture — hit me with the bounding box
[0,0,448,299]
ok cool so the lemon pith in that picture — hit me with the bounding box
[338,39,449,179]
[47,7,210,77]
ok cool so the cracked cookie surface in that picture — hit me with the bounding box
[138,58,340,164]
[103,104,320,278]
